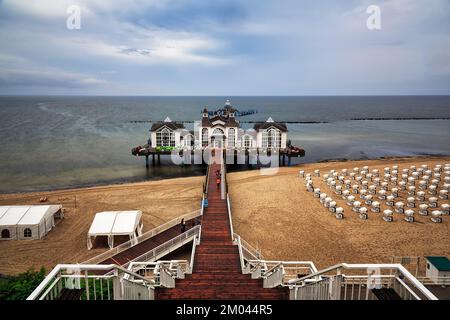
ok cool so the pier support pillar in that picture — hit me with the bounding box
[152,154,155,166]
[288,156,291,166]
[145,155,149,168]
[157,154,161,165]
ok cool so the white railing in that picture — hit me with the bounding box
[234,233,318,287]
[226,195,234,240]
[246,260,319,284]
[120,225,201,270]
[417,276,450,286]
[233,233,264,261]
[83,209,201,265]
[127,260,191,289]
[290,263,438,300]
[27,264,154,300]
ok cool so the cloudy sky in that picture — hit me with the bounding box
[0,0,449,95]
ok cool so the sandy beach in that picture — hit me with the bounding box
[228,156,450,272]
[1,156,449,276]
[0,177,202,275]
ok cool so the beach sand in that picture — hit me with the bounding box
[228,156,450,272]
[0,176,202,275]
[1,156,449,276]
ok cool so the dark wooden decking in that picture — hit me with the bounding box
[156,163,289,300]
[98,218,198,266]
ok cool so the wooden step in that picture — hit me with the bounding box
[57,288,84,300]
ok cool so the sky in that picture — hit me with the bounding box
[0,0,449,95]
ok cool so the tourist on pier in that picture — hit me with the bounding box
[216,177,221,189]
[180,218,186,233]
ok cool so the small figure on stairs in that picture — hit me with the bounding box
[180,218,186,233]
[216,177,221,189]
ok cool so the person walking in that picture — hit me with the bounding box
[180,218,186,233]
[216,177,221,189]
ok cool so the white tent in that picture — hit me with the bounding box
[87,211,143,250]
[0,205,62,240]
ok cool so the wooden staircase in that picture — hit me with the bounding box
[371,288,402,300]
[156,162,289,300]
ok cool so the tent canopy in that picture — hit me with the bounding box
[17,205,61,225]
[0,205,61,227]
[87,211,143,249]
[0,206,30,226]
[0,205,62,240]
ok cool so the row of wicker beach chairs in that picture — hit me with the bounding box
[300,163,450,223]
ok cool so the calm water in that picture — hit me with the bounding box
[1,96,450,193]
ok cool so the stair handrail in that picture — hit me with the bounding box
[189,225,201,272]
[262,262,283,278]
[395,276,422,300]
[234,233,264,260]
[290,263,438,300]
[226,194,234,240]
[121,225,201,270]
[83,209,201,264]
[27,264,154,300]
[236,235,245,273]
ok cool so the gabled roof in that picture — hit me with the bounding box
[150,122,185,131]
[426,256,450,271]
[253,121,288,132]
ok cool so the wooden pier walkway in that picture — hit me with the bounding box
[156,163,289,299]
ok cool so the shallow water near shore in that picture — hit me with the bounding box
[1,96,450,193]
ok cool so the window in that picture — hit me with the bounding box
[156,128,175,147]
[212,128,225,148]
[183,134,193,147]
[202,128,209,147]
[242,135,252,149]
[262,128,281,148]
[24,228,32,238]
[1,229,10,239]
[228,128,235,147]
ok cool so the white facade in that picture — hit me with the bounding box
[149,105,288,150]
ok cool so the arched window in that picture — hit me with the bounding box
[263,129,280,148]
[242,135,252,149]
[212,128,224,148]
[156,128,175,147]
[202,128,209,147]
[183,134,193,147]
[1,229,10,239]
[228,128,235,147]
[24,228,32,238]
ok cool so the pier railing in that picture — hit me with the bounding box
[27,264,155,300]
[83,209,201,265]
[289,263,438,300]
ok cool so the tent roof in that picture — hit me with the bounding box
[17,205,61,225]
[112,211,142,234]
[0,207,10,220]
[0,206,30,226]
[88,211,142,236]
[0,205,62,227]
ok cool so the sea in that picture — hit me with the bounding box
[1,96,450,193]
